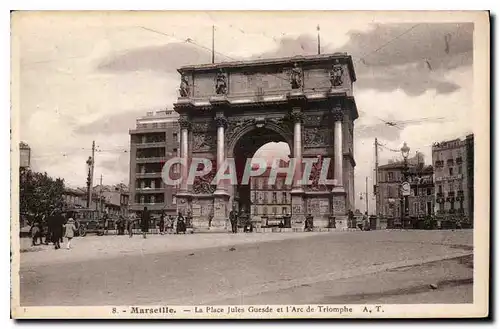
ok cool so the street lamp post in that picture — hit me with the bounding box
[400,142,410,229]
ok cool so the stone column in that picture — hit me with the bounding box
[178,117,191,194]
[290,109,304,192]
[289,109,305,230]
[214,113,228,194]
[332,109,344,193]
[211,113,230,232]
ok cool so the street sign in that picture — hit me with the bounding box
[401,182,411,196]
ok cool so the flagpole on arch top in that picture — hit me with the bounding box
[317,25,321,55]
[212,25,215,64]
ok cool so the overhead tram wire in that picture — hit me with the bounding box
[138,23,423,91]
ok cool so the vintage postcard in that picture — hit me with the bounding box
[10,10,489,319]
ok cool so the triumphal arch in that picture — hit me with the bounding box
[173,53,358,231]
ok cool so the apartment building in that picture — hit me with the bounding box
[432,134,474,227]
[376,153,434,228]
[249,164,292,220]
[129,110,180,215]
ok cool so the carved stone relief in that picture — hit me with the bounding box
[215,70,228,95]
[192,165,216,194]
[330,60,344,88]
[290,63,303,89]
[303,114,324,127]
[179,74,190,97]
[225,117,257,144]
[192,133,215,152]
[303,127,331,147]
[305,156,329,191]
[332,196,346,215]
[191,122,211,133]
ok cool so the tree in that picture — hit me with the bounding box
[19,167,65,224]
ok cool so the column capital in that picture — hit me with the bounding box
[214,115,228,129]
[288,110,305,124]
[178,116,192,130]
[331,109,344,122]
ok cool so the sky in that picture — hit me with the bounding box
[13,11,475,213]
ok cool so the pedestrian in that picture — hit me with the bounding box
[30,220,42,246]
[362,212,370,231]
[51,209,64,250]
[141,207,150,239]
[159,211,165,235]
[176,212,186,234]
[229,210,237,234]
[127,213,136,238]
[64,217,77,249]
[166,215,174,234]
[116,215,125,235]
[102,212,109,235]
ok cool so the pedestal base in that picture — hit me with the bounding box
[291,190,305,229]
[212,193,230,231]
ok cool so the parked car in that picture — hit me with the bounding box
[68,208,105,237]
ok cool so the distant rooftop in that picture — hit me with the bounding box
[136,109,179,125]
[432,133,474,149]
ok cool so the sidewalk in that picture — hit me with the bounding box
[19,232,327,266]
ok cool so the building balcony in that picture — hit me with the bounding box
[136,156,167,163]
[136,142,167,149]
[129,202,168,211]
[135,172,163,178]
[135,187,165,194]
[435,174,463,182]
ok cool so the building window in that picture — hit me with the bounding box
[447,159,454,166]
[263,207,268,215]
[449,167,453,176]
[272,192,277,204]
[458,165,462,174]
[427,188,432,196]
[173,133,178,141]
[438,185,443,193]
[172,196,176,205]
[388,172,394,181]
[272,207,278,215]
[282,207,288,215]
[282,192,287,204]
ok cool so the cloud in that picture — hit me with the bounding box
[75,109,145,135]
[252,23,472,96]
[97,42,215,73]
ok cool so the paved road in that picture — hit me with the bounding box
[19,230,473,306]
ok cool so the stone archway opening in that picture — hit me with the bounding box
[231,127,291,214]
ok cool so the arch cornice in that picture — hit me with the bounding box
[226,118,293,158]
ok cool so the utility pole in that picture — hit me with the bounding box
[211,25,215,64]
[374,138,379,218]
[365,176,369,214]
[317,25,321,55]
[87,141,95,208]
[99,174,103,214]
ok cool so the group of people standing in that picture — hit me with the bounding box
[229,209,252,233]
[126,207,189,238]
[30,209,77,250]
